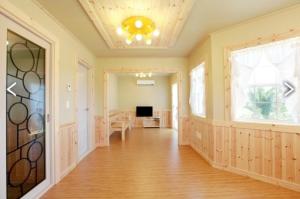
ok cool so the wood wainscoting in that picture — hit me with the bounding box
[109,110,172,128]
[181,117,191,145]
[95,116,105,146]
[188,117,300,192]
[59,123,77,179]
[96,113,189,147]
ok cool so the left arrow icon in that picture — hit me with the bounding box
[7,82,17,96]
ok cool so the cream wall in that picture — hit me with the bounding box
[211,4,300,121]
[95,57,188,116]
[108,73,119,111]
[189,4,300,121]
[10,0,97,125]
[188,37,213,120]
[11,0,300,124]
[169,73,177,85]
[117,76,171,110]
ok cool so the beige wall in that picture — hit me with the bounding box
[169,73,177,85]
[108,73,118,111]
[11,1,300,124]
[95,57,189,116]
[117,76,171,110]
[10,0,97,125]
[188,37,213,119]
[189,4,300,121]
[210,4,300,121]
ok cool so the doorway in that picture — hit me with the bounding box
[172,83,178,130]
[104,71,183,146]
[0,14,52,199]
[77,63,90,160]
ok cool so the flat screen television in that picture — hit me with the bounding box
[136,106,153,117]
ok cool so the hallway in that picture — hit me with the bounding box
[42,128,300,199]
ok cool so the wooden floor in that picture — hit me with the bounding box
[42,128,300,199]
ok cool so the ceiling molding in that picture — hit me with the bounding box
[78,0,196,49]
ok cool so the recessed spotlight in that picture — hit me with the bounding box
[135,20,143,28]
[153,29,160,37]
[146,39,152,45]
[135,34,143,41]
[126,38,132,45]
[6,41,9,45]
[116,27,123,35]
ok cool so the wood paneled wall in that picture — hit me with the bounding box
[181,117,191,145]
[109,110,172,128]
[189,118,214,162]
[59,123,77,179]
[95,116,105,146]
[188,117,300,192]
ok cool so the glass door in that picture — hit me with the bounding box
[0,14,51,199]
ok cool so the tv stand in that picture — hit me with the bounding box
[143,117,160,128]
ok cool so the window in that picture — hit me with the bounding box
[189,63,205,117]
[231,37,300,124]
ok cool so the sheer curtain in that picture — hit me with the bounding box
[231,37,300,123]
[189,63,205,117]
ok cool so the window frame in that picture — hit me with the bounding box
[189,62,206,118]
[225,32,300,127]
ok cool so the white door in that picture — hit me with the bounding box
[172,83,178,130]
[77,63,89,160]
[0,14,51,199]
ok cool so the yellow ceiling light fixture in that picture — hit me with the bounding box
[117,16,160,45]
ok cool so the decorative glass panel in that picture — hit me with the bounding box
[6,31,46,199]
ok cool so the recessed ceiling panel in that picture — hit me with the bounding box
[79,0,196,49]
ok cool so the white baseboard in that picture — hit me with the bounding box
[60,163,77,180]
[34,183,54,199]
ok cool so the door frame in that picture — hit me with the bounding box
[103,68,183,146]
[75,58,95,163]
[172,83,178,130]
[0,1,60,198]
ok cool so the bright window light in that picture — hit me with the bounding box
[189,62,206,117]
[231,37,300,124]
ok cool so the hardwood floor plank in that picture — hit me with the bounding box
[42,128,300,199]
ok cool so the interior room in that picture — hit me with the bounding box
[1,0,300,198]
[108,72,179,143]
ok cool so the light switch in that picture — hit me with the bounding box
[66,100,70,109]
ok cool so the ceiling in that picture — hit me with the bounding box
[36,0,299,57]
[79,0,195,49]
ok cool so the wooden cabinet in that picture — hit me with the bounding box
[143,117,160,128]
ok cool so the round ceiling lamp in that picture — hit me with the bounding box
[116,16,160,45]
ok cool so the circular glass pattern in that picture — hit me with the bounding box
[8,103,28,125]
[24,71,41,94]
[27,141,43,162]
[10,43,34,72]
[27,113,44,134]
[8,158,31,187]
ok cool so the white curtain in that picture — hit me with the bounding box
[231,37,300,123]
[189,63,205,117]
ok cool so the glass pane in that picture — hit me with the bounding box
[6,31,46,199]
[231,37,300,124]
